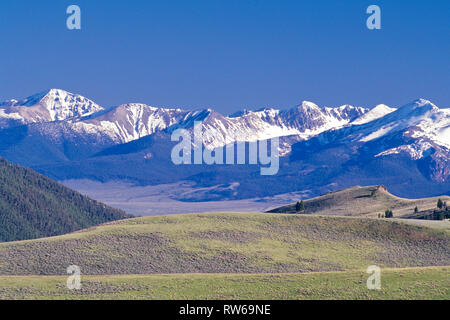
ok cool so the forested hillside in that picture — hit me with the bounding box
[0,157,129,242]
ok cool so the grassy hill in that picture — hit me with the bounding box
[0,157,130,242]
[0,266,448,300]
[267,185,450,217]
[0,212,448,275]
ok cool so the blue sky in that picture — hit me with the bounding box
[0,0,448,114]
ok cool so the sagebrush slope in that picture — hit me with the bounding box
[0,212,448,275]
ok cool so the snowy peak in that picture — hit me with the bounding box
[397,98,439,113]
[411,98,438,108]
[374,99,441,130]
[352,104,396,125]
[0,89,104,126]
[297,100,320,111]
[28,89,105,120]
[2,89,73,107]
[279,102,366,138]
[313,98,448,173]
[323,104,367,122]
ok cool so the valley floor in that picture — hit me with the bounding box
[61,179,306,215]
[0,266,448,300]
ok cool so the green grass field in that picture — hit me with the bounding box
[0,266,448,300]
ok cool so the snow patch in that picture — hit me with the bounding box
[352,104,396,125]
[359,123,398,142]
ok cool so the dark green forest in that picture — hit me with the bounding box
[0,157,130,242]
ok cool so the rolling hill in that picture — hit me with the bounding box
[0,157,130,242]
[267,185,450,217]
[0,212,448,275]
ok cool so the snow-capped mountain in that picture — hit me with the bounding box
[167,101,367,152]
[294,98,450,182]
[0,89,369,151]
[70,103,190,143]
[369,99,449,182]
[0,89,104,128]
[1,90,447,158]
[72,99,367,149]
[0,89,448,199]
[350,99,449,157]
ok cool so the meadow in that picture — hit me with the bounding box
[0,266,447,299]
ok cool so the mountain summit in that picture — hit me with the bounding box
[0,89,104,127]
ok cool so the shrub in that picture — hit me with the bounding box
[384,209,393,218]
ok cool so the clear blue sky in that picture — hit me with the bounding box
[0,0,448,114]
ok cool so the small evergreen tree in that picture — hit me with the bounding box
[414,206,418,214]
[296,200,305,212]
[437,198,443,209]
[385,209,393,218]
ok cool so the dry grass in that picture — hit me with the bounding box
[267,185,450,217]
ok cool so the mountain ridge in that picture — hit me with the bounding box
[3,90,444,153]
[0,89,374,146]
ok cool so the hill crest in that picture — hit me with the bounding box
[267,185,450,217]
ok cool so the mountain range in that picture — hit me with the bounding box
[0,89,370,155]
[0,89,448,202]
